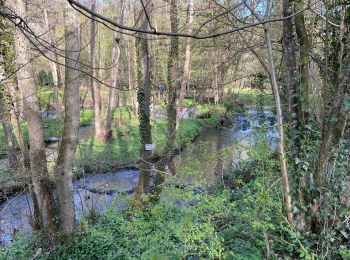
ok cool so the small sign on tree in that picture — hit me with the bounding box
[145,143,156,151]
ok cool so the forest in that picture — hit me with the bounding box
[0,0,349,259]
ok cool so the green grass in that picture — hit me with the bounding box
[75,113,222,175]
[0,108,134,155]
[0,106,224,194]
[231,87,274,107]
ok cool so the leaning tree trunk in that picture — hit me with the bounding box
[135,0,153,199]
[54,1,81,240]
[265,27,294,226]
[243,1,294,226]
[11,0,56,236]
[104,0,125,141]
[176,0,193,130]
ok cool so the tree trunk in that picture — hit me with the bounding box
[265,28,293,226]
[316,54,350,187]
[54,2,81,240]
[104,1,125,141]
[129,2,138,114]
[43,8,61,116]
[8,83,30,167]
[90,0,103,140]
[166,0,179,157]
[152,0,180,194]
[0,57,17,168]
[283,0,309,229]
[135,0,153,199]
[0,99,17,168]
[294,0,310,124]
[176,0,193,130]
[11,0,56,236]
[282,0,297,132]
[243,1,294,225]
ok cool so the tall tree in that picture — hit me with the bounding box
[90,0,104,140]
[176,0,193,130]
[316,5,350,207]
[43,7,62,116]
[11,0,56,236]
[127,0,138,113]
[294,0,310,124]
[153,0,179,190]
[104,0,125,141]
[282,0,297,132]
[165,0,179,161]
[244,1,293,225]
[54,1,81,240]
[135,0,153,198]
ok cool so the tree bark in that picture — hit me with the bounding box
[265,28,293,226]
[294,0,310,124]
[176,0,193,130]
[0,97,17,168]
[243,1,294,226]
[54,1,81,240]
[43,8,61,116]
[90,0,103,140]
[165,0,179,158]
[135,0,153,199]
[8,83,30,167]
[129,2,138,114]
[104,1,125,141]
[11,0,56,236]
[282,0,297,132]
[0,57,17,168]
[317,54,350,187]
[283,0,308,229]
[152,0,180,195]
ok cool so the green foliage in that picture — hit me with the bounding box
[26,187,227,259]
[231,87,274,108]
[0,232,44,260]
[75,116,220,175]
[37,88,64,110]
[37,70,53,87]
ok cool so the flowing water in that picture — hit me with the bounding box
[0,108,277,244]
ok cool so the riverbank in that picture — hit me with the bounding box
[0,105,225,203]
[0,108,287,259]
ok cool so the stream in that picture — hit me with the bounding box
[0,108,277,244]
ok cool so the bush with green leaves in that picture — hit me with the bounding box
[33,186,228,259]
